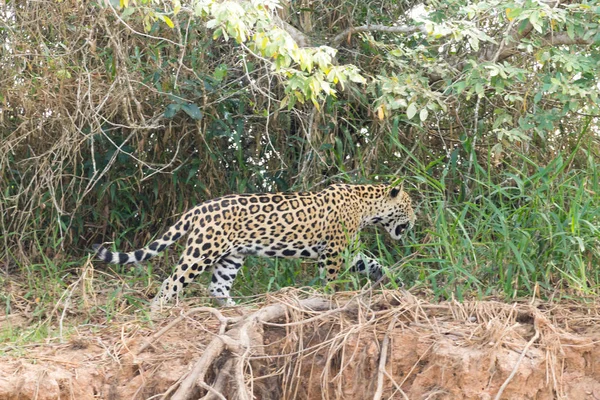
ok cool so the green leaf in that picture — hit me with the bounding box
[529,12,543,33]
[475,83,485,97]
[406,103,418,119]
[206,19,219,29]
[468,36,479,51]
[506,7,522,20]
[214,64,228,82]
[162,15,175,29]
[55,69,71,79]
[454,81,467,94]
[347,69,366,84]
[420,108,429,122]
[181,103,203,120]
[567,22,575,40]
[173,0,181,15]
[121,7,135,19]
[487,65,500,77]
[164,103,181,119]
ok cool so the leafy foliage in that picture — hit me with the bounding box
[1,0,599,309]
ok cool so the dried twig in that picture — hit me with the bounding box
[373,317,396,400]
[137,306,231,355]
[493,318,542,400]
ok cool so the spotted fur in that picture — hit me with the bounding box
[93,183,415,308]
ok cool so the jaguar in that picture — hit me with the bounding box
[93,183,415,308]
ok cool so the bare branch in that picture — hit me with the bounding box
[540,32,594,47]
[485,32,594,64]
[331,24,425,47]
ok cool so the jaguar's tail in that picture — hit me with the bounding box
[92,208,195,264]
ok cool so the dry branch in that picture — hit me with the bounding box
[373,317,395,400]
[493,325,541,400]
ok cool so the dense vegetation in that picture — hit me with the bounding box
[1,0,599,311]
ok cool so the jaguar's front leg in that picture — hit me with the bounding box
[350,253,384,281]
[318,249,344,287]
[351,253,404,287]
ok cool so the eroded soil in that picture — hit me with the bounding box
[1,291,599,399]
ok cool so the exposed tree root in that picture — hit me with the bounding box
[373,317,395,400]
[121,289,600,400]
[147,297,335,400]
[137,307,232,355]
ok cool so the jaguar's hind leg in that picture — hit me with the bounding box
[151,252,216,311]
[208,255,246,306]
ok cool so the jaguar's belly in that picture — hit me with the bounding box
[235,240,325,259]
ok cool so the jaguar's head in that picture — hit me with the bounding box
[374,186,416,240]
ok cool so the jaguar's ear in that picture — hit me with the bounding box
[390,187,401,198]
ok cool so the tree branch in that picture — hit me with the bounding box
[484,32,594,64]
[272,14,311,47]
[540,32,594,47]
[331,24,425,47]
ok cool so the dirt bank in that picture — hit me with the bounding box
[1,290,599,399]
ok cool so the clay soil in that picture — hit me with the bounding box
[1,289,599,400]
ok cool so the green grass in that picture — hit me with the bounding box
[393,137,600,301]
[3,136,600,347]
